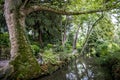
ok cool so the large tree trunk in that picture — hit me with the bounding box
[4,0,41,79]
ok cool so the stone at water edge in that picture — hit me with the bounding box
[0,61,13,79]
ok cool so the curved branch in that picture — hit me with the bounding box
[20,5,119,16]
[80,13,104,55]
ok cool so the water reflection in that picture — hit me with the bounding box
[66,57,94,80]
[37,57,105,80]
[66,72,77,80]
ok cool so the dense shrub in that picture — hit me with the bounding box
[0,33,10,59]
[31,45,40,56]
[42,49,58,64]
[0,32,9,46]
[112,63,120,80]
[97,51,120,80]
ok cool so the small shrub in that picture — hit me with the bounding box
[43,49,58,64]
[31,45,40,56]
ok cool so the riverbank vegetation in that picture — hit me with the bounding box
[0,0,120,79]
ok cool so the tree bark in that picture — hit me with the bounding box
[21,5,118,16]
[38,28,43,47]
[80,14,104,55]
[73,25,81,50]
[62,30,67,47]
[61,16,68,47]
[4,0,41,79]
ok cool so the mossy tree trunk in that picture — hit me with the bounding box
[4,0,41,79]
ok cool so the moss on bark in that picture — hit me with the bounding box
[4,0,41,79]
[10,51,41,79]
[9,13,41,79]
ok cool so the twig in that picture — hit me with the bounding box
[21,0,29,8]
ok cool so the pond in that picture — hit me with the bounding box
[36,56,112,80]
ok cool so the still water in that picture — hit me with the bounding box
[37,57,111,80]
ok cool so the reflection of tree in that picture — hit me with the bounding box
[81,62,94,80]
[74,58,81,80]
[73,57,94,80]
[66,58,94,80]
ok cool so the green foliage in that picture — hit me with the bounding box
[43,49,58,64]
[0,0,4,6]
[0,11,6,33]
[58,52,70,60]
[0,32,9,46]
[68,0,104,12]
[31,45,40,56]
[96,42,120,56]
[53,43,72,53]
[98,52,120,67]
[96,50,120,79]
[53,45,64,52]
[26,11,62,47]
[10,50,41,79]
[46,44,53,49]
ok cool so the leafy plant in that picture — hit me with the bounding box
[42,49,58,64]
[95,42,120,57]
[0,32,9,46]
[31,45,40,56]
[96,50,120,80]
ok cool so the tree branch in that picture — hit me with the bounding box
[80,13,104,55]
[20,5,119,16]
[21,0,29,8]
